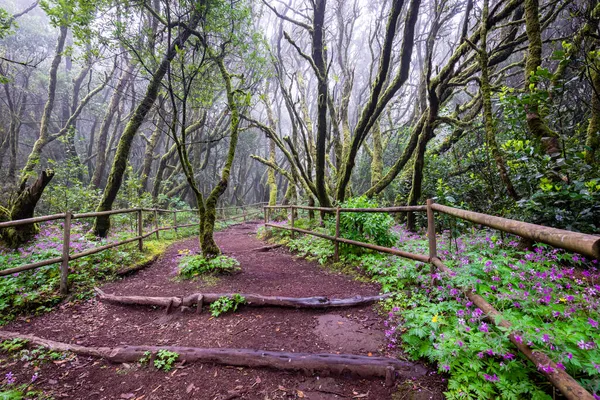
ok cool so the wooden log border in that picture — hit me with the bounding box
[0,331,426,384]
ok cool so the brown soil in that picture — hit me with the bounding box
[1,221,446,399]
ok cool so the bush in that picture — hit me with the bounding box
[333,196,397,256]
[178,255,241,279]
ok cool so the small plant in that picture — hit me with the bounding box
[138,351,151,365]
[209,294,246,317]
[178,255,241,279]
[0,339,27,352]
[153,350,179,371]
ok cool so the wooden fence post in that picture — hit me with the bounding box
[137,209,143,251]
[60,211,72,295]
[154,209,159,239]
[290,206,295,239]
[264,207,268,230]
[426,199,437,285]
[173,211,178,235]
[334,206,341,262]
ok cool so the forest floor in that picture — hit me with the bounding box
[0,221,446,400]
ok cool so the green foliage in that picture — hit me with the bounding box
[178,255,241,279]
[333,197,397,256]
[0,222,198,325]
[0,8,14,39]
[209,294,246,317]
[138,351,151,365]
[287,232,334,265]
[374,229,600,399]
[0,339,27,352]
[153,350,179,372]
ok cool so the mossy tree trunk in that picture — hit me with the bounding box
[335,0,420,201]
[370,121,383,187]
[92,13,200,237]
[199,56,241,257]
[477,0,519,200]
[585,61,600,165]
[0,170,55,248]
[523,0,560,155]
[3,25,67,247]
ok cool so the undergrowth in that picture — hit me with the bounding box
[0,338,69,399]
[0,223,198,325]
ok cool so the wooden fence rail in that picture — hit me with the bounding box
[0,204,266,292]
[264,200,599,400]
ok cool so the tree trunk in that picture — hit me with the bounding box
[93,14,201,237]
[91,62,134,189]
[478,0,519,200]
[523,0,560,155]
[140,105,165,192]
[585,63,600,165]
[312,0,332,208]
[19,25,68,185]
[95,288,390,309]
[0,170,55,248]
[0,331,425,382]
[371,121,383,187]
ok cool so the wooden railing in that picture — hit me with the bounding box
[264,200,599,400]
[0,203,265,293]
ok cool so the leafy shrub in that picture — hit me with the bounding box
[333,196,397,256]
[178,255,241,279]
[287,233,334,265]
[153,350,179,371]
[210,294,246,317]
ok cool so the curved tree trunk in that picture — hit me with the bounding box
[93,13,201,237]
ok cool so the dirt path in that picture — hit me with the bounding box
[1,222,445,399]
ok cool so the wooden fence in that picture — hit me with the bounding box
[0,203,265,293]
[264,200,599,400]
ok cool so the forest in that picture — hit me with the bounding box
[0,0,599,399]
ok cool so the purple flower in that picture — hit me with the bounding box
[589,318,599,329]
[479,322,489,333]
[514,335,522,343]
[31,372,39,382]
[542,334,551,343]
[483,373,499,382]
[5,371,15,385]
[442,365,450,372]
[539,364,555,373]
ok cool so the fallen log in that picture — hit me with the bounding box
[0,331,426,385]
[94,288,389,311]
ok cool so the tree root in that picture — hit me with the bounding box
[0,331,426,385]
[94,288,390,312]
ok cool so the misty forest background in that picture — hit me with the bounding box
[1,1,600,399]
[0,0,598,249]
